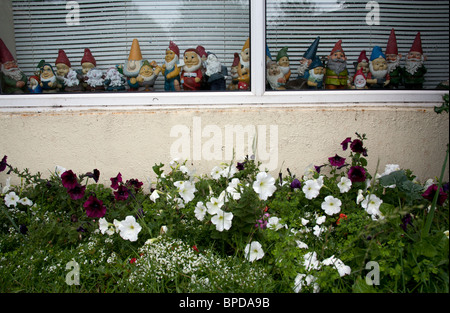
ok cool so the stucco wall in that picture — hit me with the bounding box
[1,105,448,190]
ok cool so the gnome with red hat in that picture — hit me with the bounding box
[324,40,349,89]
[181,47,203,91]
[227,52,240,90]
[385,28,403,89]
[55,49,72,91]
[351,67,368,90]
[162,41,181,91]
[0,38,28,94]
[403,32,427,89]
[354,50,370,78]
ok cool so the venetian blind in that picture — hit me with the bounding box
[12,0,250,92]
[266,0,449,89]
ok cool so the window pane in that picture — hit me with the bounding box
[266,0,449,91]
[2,0,250,94]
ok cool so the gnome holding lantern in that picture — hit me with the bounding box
[123,39,144,91]
[385,28,403,89]
[136,60,161,92]
[324,40,349,90]
[403,32,427,90]
[366,46,390,89]
[181,47,204,91]
[0,38,28,94]
[162,41,181,92]
[276,47,291,82]
[237,38,250,90]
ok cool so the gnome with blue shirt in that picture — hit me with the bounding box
[366,46,390,89]
[298,36,320,80]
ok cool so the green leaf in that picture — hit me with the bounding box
[378,170,407,187]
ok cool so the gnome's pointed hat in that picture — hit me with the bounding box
[242,38,250,51]
[410,32,423,54]
[266,44,273,61]
[386,28,399,55]
[353,67,366,80]
[330,40,345,55]
[276,46,289,62]
[357,50,369,63]
[196,45,207,58]
[232,52,240,67]
[0,38,15,64]
[128,39,143,61]
[168,41,180,58]
[81,48,96,66]
[55,49,71,67]
[303,36,320,60]
[370,46,386,61]
[309,56,324,69]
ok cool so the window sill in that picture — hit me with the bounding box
[0,90,447,112]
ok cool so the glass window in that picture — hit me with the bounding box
[266,0,449,91]
[1,0,250,94]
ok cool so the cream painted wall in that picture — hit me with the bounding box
[1,105,448,191]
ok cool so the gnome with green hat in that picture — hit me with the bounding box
[366,46,390,89]
[276,46,291,82]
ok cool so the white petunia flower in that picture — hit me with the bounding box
[211,209,233,232]
[316,215,326,225]
[301,218,310,226]
[211,166,223,179]
[174,180,196,203]
[4,191,19,207]
[302,179,321,200]
[55,165,67,177]
[252,172,277,201]
[321,195,342,216]
[338,176,352,193]
[206,195,224,215]
[149,189,160,202]
[356,189,364,204]
[117,216,142,242]
[226,178,241,200]
[444,230,449,239]
[244,241,265,262]
[296,240,309,249]
[322,255,351,277]
[18,197,33,206]
[361,194,383,217]
[313,225,326,237]
[194,201,207,221]
[294,274,319,293]
[99,217,115,235]
[303,251,321,271]
[2,177,11,194]
[267,216,286,231]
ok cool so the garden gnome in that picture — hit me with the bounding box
[85,67,105,92]
[124,39,144,91]
[403,32,427,90]
[136,60,161,91]
[63,68,84,92]
[306,56,325,89]
[39,61,58,93]
[298,36,320,79]
[0,38,28,94]
[266,60,286,90]
[104,67,126,92]
[205,52,227,91]
[27,75,42,93]
[276,46,291,82]
[196,45,209,89]
[81,48,96,87]
[351,67,368,90]
[181,47,203,91]
[237,37,250,90]
[324,40,349,89]
[162,41,181,91]
[385,28,403,89]
[227,53,240,91]
[354,50,370,77]
[366,46,390,89]
[55,49,72,92]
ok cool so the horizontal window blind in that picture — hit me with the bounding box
[12,0,250,92]
[266,0,449,89]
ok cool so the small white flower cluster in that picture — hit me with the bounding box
[3,191,33,208]
[99,216,142,242]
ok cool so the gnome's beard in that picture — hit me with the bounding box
[297,62,309,76]
[183,62,201,73]
[327,59,347,74]
[40,75,57,85]
[387,56,400,72]
[309,69,324,82]
[369,63,388,79]
[123,59,142,77]
[86,69,104,87]
[165,56,178,71]
[279,66,290,76]
[405,57,424,75]
[240,55,249,69]
[267,70,284,89]
[64,69,80,87]
[205,57,222,76]
[2,65,24,81]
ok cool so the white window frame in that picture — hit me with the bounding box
[0,0,447,112]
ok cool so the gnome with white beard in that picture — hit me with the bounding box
[85,67,105,92]
[266,61,286,90]
[205,53,227,91]
[0,38,27,94]
[385,28,403,89]
[403,32,427,90]
[123,39,144,91]
[366,46,390,89]
[181,47,203,91]
[162,41,181,91]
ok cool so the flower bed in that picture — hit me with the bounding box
[0,133,448,293]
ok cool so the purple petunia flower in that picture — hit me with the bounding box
[328,154,346,167]
[83,195,107,218]
[110,172,122,190]
[0,155,8,172]
[61,170,79,190]
[237,161,246,171]
[67,184,86,200]
[290,178,302,189]
[422,184,448,206]
[350,139,365,154]
[401,214,413,231]
[314,165,325,174]
[85,169,100,183]
[348,166,367,183]
[126,178,143,193]
[114,185,130,201]
[341,137,352,151]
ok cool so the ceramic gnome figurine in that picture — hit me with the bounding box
[266,61,286,90]
[162,41,181,91]
[85,67,105,92]
[81,48,97,90]
[0,38,28,94]
[298,36,320,79]
[104,67,126,91]
[306,56,325,89]
[55,49,72,92]
[324,40,349,89]
[237,38,250,90]
[385,28,403,89]
[136,60,161,91]
[181,47,203,91]
[276,47,291,82]
[27,75,42,93]
[354,50,370,78]
[366,46,390,89]
[124,39,144,91]
[39,61,58,93]
[205,53,228,91]
[227,52,240,91]
[403,32,427,90]
[351,67,368,90]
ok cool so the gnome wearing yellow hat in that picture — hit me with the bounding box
[237,37,250,90]
[123,39,144,91]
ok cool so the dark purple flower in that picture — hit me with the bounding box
[126,178,143,193]
[114,185,130,201]
[61,170,79,190]
[19,224,28,235]
[0,155,8,172]
[442,182,449,193]
[85,169,100,183]
[237,162,246,171]
[401,214,413,231]
[110,172,122,190]
[328,154,346,167]
[350,139,365,154]
[315,165,325,174]
[67,184,86,200]
[290,178,302,189]
[341,137,352,151]
[83,195,107,218]
[422,184,448,206]
[348,166,367,183]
